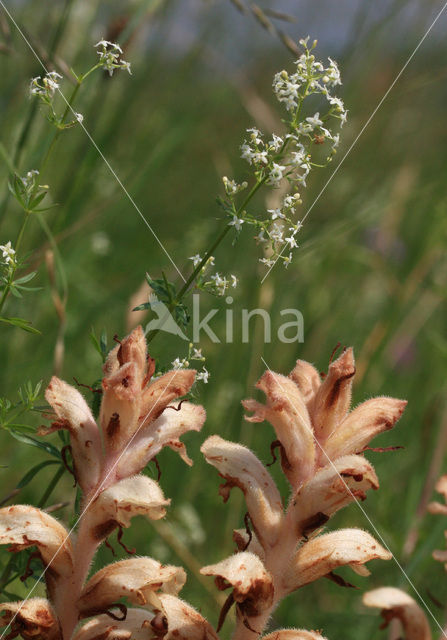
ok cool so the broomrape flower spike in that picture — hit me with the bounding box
[220,38,347,269]
[0,326,210,640]
[200,347,406,640]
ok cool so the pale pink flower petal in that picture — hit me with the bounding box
[290,455,379,537]
[0,598,59,640]
[157,593,219,640]
[116,403,206,478]
[322,396,407,462]
[309,348,355,442]
[73,608,164,640]
[201,435,283,548]
[282,528,391,593]
[288,360,321,405]
[200,552,274,616]
[139,370,197,427]
[87,475,170,542]
[43,377,101,493]
[243,371,315,487]
[0,505,73,582]
[78,558,186,616]
[363,587,431,640]
[264,630,328,640]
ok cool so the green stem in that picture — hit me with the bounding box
[146,177,266,343]
[0,0,77,229]
[38,465,65,508]
[0,212,31,315]
[37,81,81,181]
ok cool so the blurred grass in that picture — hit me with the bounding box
[0,0,446,638]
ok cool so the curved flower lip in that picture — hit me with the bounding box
[87,475,170,542]
[116,402,206,479]
[73,608,164,640]
[288,359,321,405]
[243,370,315,488]
[290,455,379,537]
[0,598,58,640]
[201,435,284,548]
[363,587,431,640]
[157,593,219,640]
[282,528,391,593]
[104,325,147,381]
[233,528,265,560]
[263,630,328,640]
[43,376,102,493]
[139,369,197,426]
[321,396,407,463]
[78,558,186,616]
[0,505,73,578]
[308,348,355,442]
[200,552,274,616]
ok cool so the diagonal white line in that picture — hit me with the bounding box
[260,356,447,638]
[0,366,186,637]
[0,0,186,283]
[261,1,447,283]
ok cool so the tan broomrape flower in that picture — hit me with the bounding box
[201,348,406,640]
[363,587,431,640]
[0,327,208,640]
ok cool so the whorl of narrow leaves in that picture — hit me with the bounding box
[0,326,208,640]
[201,347,406,640]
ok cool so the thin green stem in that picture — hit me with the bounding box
[37,465,65,508]
[0,212,31,315]
[147,177,266,343]
[38,81,81,181]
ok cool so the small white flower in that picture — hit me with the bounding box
[339,110,348,126]
[268,208,285,220]
[267,163,286,186]
[305,112,323,129]
[299,36,310,47]
[95,40,123,53]
[286,235,299,249]
[247,127,263,145]
[172,357,189,370]
[191,348,203,359]
[268,134,283,152]
[332,133,340,148]
[252,150,268,165]
[196,367,210,383]
[231,274,238,288]
[0,241,16,265]
[260,257,275,267]
[75,112,84,123]
[228,216,244,231]
[189,254,202,267]
[283,252,293,267]
[240,142,254,164]
[270,222,284,243]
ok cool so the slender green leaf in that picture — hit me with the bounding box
[16,460,59,489]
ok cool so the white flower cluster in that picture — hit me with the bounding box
[0,241,16,266]
[29,71,62,100]
[95,40,131,76]
[188,254,238,297]
[221,37,346,270]
[172,345,209,384]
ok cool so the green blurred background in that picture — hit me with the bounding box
[0,0,446,637]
